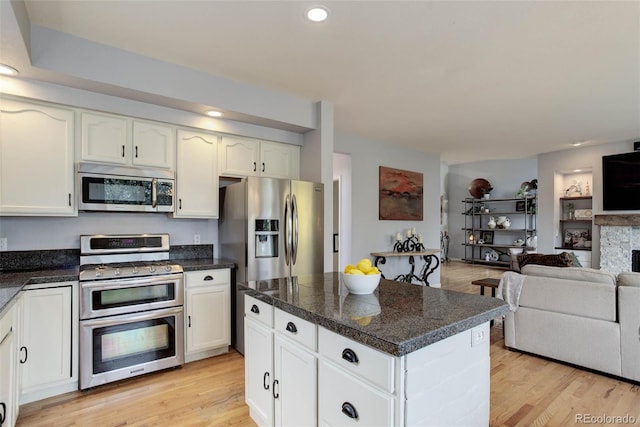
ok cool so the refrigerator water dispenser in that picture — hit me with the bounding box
[255,219,279,258]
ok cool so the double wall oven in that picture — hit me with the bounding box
[79,234,184,389]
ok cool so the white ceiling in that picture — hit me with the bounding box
[5,1,640,164]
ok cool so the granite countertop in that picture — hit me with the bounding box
[240,272,509,357]
[0,258,236,318]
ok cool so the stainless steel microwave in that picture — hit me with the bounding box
[78,163,174,212]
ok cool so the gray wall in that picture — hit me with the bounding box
[335,131,442,285]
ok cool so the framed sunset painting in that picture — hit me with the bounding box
[379,166,423,220]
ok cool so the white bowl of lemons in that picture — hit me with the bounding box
[342,258,381,295]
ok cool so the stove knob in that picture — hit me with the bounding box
[165,265,173,272]
[149,265,156,273]
[95,268,103,278]
[132,266,139,274]
[114,268,121,276]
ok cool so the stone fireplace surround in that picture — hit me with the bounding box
[595,214,640,275]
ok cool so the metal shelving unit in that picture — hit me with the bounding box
[461,196,537,267]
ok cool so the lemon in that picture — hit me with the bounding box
[349,269,365,275]
[344,264,356,274]
[352,316,372,326]
[356,258,372,273]
[366,267,379,275]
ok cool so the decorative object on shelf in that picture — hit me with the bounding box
[487,216,496,229]
[564,228,590,248]
[485,250,499,262]
[516,180,537,198]
[496,216,511,229]
[393,228,425,252]
[515,199,536,213]
[513,239,525,246]
[480,231,494,244]
[526,235,538,250]
[574,209,593,219]
[584,181,590,196]
[379,166,423,220]
[564,180,583,197]
[468,233,475,244]
[468,178,493,199]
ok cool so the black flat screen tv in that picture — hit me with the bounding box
[602,151,640,211]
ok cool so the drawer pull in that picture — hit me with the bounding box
[341,402,359,420]
[341,348,359,364]
[273,379,279,399]
[203,275,213,281]
[263,372,270,390]
[0,402,6,425]
[19,346,28,364]
[250,304,260,314]
[285,322,298,333]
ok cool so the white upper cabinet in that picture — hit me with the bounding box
[131,120,174,168]
[259,140,299,180]
[0,98,76,216]
[174,129,219,218]
[81,112,175,169]
[80,112,129,165]
[219,136,300,179]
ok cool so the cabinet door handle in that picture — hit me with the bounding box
[19,346,28,364]
[263,372,270,390]
[204,275,213,281]
[68,193,72,207]
[178,199,182,210]
[250,304,260,314]
[135,145,139,158]
[0,402,6,426]
[285,322,297,333]
[188,315,191,328]
[122,145,125,157]
[253,162,257,172]
[341,402,359,420]
[262,162,265,172]
[341,348,359,364]
[272,379,279,399]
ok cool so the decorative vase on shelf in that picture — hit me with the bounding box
[487,217,496,229]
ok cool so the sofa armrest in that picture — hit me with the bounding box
[619,285,640,382]
[618,272,640,287]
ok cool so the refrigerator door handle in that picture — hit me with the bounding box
[284,194,291,266]
[292,194,299,264]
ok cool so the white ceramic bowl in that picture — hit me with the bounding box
[342,273,381,295]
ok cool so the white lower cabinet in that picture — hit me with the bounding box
[0,302,18,427]
[184,269,230,362]
[244,295,317,427]
[19,283,78,405]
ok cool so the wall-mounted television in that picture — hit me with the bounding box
[602,151,640,211]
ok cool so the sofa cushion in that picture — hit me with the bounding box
[518,267,617,321]
[618,272,640,287]
[517,252,575,269]
[521,265,617,285]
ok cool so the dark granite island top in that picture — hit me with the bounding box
[240,272,509,357]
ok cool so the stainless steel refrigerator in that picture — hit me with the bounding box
[219,177,324,354]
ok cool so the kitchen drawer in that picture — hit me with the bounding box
[319,326,394,393]
[318,359,394,426]
[275,308,317,351]
[245,295,273,328]
[185,268,230,288]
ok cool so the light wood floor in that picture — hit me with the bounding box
[17,261,640,426]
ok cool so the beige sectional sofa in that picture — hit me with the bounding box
[503,264,640,382]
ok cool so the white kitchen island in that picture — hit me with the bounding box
[241,273,508,427]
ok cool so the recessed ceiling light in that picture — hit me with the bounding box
[306,6,329,22]
[0,64,19,76]
[572,142,583,147]
[206,110,223,117]
[573,169,582,173]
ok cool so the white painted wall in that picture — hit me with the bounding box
[447,158,538,261]
[334,131,441,285]
[333,152,352,273]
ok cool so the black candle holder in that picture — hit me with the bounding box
[393,234,425,253]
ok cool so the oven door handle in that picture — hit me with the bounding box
[80,273,184,290]
[151,178,158,209]
[81,306,183,327]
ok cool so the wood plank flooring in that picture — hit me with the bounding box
[17,261,640,426]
